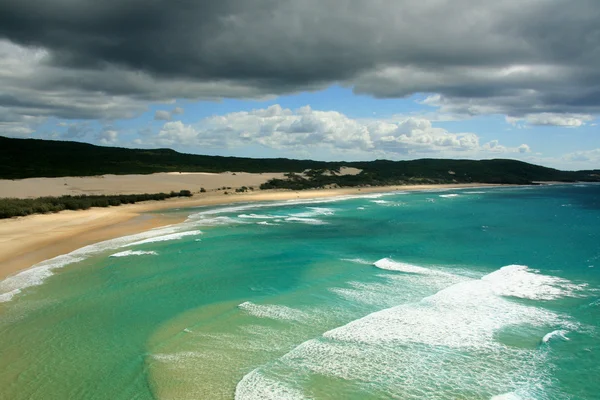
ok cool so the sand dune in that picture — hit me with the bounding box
[0,171,287,199]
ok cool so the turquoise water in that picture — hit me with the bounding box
[0,185,599,399]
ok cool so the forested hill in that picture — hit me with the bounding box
[1,136,598,185]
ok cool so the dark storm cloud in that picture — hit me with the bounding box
[0,0,599,123]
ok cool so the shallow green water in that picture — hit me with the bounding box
[1,185,599,399]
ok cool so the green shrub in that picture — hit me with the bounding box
[0,190,195,219]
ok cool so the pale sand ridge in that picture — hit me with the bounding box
[0,171,287,198]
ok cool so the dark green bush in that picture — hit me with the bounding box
[0,190,194,219]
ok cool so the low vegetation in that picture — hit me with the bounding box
[1,136,599,188]
[260,159,600,190]
[0,136,331,179]
[0,190,193,219]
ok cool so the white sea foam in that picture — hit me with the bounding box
[185,191,409,224]
[284,217,327,225]
[110,250,158,257]
[333,262,467,309]
[464,191,487,194]
[439,193,460,198]
[256,221,280,226]
[481,265,586,300]
[292,207,335,218]
[238,214,284,219]
[238,301,308,322]
[373,258,452,276]
[589,299,600,307]
[0,255,86,303]
[330,279,443,308]
[237,265,572,398]
[542,329,570,343]
[341,258,373,265]
[237,337,550,399]
[370,199,390,204]
[124,230,202,247]
[151,351,208,366]
[235,370,305,400]
[324,279,561,349]
[187,198,345,220]
[491,392,524,400]
[324,264,582,349]
[195,216,240,226]
[0,223,204,302]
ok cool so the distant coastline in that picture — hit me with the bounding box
[0,182,509,281]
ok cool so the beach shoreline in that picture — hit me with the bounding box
[0,183,507,281]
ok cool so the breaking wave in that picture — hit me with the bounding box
[109,250,158,257]
[542,329,570,343]
[236,263,581,398]
[373,258,452,276]
[284,217,327,225]
[124,230,202,247]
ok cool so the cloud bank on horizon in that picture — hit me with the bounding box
[0,0,599,168]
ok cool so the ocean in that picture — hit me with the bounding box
[0,184,599,399]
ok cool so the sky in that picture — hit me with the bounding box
[0,0,599,170]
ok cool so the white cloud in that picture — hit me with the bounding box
[506,113,594,127]
[154,110,172,121]
[0,123,36,137]
[157,121,200,146]
[97,130,119,145]
[172,107,184,115]
[518,144,531,153]
[563,148,600,164]
[142,105,529,159]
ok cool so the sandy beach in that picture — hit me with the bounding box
[0,173,506,281]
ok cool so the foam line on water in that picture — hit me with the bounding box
[238,214,285,219]
[284,217,327,225]
[192,216,241,226]
[0,223,205,303]
[109,250,158,257]
[373,258,453,277]
[439,193,460,198]
[0,255,86,303]
[235,370,305,400]
[238,301,308,322]
[330,278,444,308]
[490,392,524,399]
[124,230,202,247]
[341,258,373,265]
[292,207,335,218]
[186,191,406,221]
